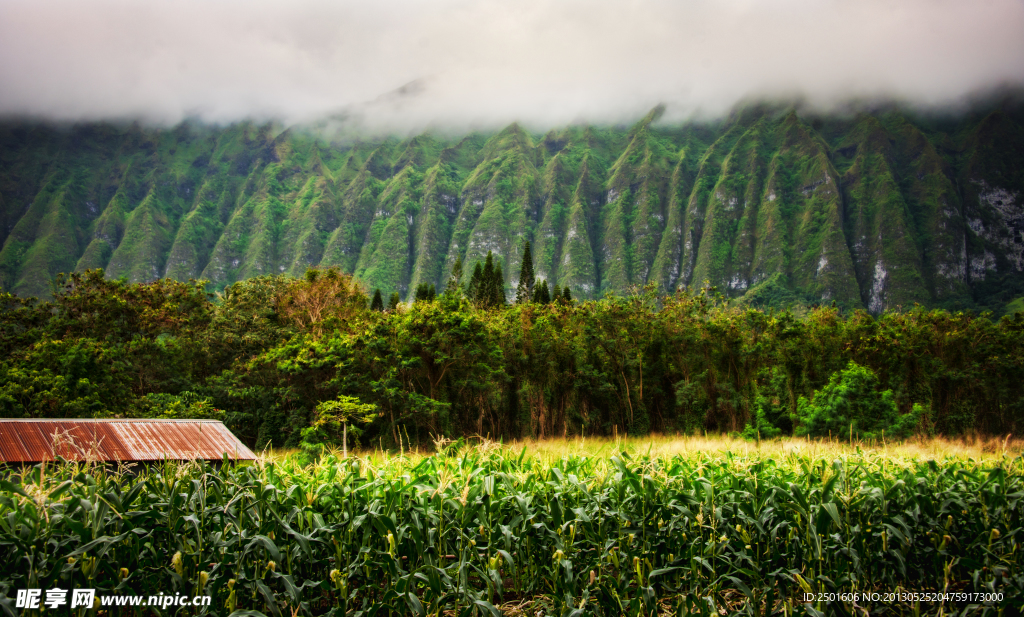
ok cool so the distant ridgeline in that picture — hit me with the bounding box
[2,100,1023,312]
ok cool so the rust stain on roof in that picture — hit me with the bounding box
[0,419,256,464]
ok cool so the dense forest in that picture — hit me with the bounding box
[2,255,1022,449]
[2,99,1024,316]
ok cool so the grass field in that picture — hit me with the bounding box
[268,433,1024,469]
[1,436,1022,616]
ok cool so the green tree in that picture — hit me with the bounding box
[446,256,464,297]
[413,283,437,303]
[479,252,496,307]
[400,297,502,435]
[303,395,379,457]
[533,280,551,304]
[472,252,507,309]
[467,262,483,302]
[491,264,506,307]
[795,362,919,440]
[371,289,384,312]
[516,241,535,304]
[388,292,401,311]
[415,283,430,303]
[130,391,223,420]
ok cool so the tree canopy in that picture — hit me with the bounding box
[3,269,1023,449]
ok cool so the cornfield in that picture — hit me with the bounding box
[0,442,1021,616]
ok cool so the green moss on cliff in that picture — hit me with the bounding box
[3,100,1023,311]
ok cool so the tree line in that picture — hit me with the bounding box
[2,246,1023,449]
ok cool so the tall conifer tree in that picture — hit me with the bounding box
[533,280,551,304]
[370,289,384,312]
[446,256,464,297]
[493,263,506,307]
[467,262,483,302]
[516,241,535,304]
[480,251,495,306]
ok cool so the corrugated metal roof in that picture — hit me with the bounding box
[0,419,256,464]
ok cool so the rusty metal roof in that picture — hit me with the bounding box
[0,419,256,464]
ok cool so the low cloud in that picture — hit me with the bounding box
[1,0,1023,131]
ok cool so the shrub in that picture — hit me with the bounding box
[741,405,783,441]
[128,391,222,420]
[742,367,790,440]
[795,361,919,440]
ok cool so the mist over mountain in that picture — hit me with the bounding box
[1,0,1023,131]
[2,98,1023,314]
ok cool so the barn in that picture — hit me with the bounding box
[0,419,256,465]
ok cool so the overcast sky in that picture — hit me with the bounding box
[1,0,1023,132]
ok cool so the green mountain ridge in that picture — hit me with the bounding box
[2,102,1024,312]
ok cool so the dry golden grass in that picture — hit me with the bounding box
[515,432,1023,460]
[264,432,1024,471]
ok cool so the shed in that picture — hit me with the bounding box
[0,419,256,465]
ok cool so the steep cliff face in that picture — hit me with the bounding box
[956,110,1024,305]
[2,102,1023,311]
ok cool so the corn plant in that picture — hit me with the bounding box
[0,446,1021,616]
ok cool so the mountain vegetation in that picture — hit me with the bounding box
[2,99,1024,315]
